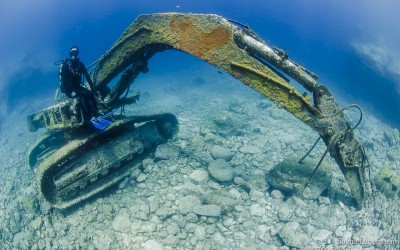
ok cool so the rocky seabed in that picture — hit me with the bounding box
[0,71,399,249]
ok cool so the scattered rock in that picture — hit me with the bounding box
[256,224,271,243]
[353,225,381,243]
[93,230,115,250]
[155,144,179,161]
[201,112,246,137]
[38,240,46,250]
[211,145,234,161]
[30,217,42,230]
[194,225,207,239]
[19,195,38,214]
[189,169,209,185]
[277,204,292,221]
[148,196,160,213]
[9,216,21,234]
[387,148,400,161]
[239,145,261,154]
[383,128,400,146]
[112,209,131,232]
[279,221,306,248]
[257,100,272,110]
[155,206,176,220]
[208,159,234,183]
[186,213,199,223]
[203,133,218,143]
[270,109,282,120]
[13,231,31,249]
[192,204,222,217]
[270,189,285,200]
[266,156,333,200]
[318,196,331,205]
[374,165,400,198]
[250,189,265,201]
[118,177,129,189]
[175,182,205,197]
[247,173,270,192]
[143,240,165,250]
[129,199,150,220]
[313,205,346,230]
[312,228,332,242]
[250,204,265,217]
[178,195,202,214]
[136,173,147,183]
[204,191,236,213]
[228,100,246,114]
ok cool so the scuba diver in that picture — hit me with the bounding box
[59,46,97,116]
[59,46,112,129]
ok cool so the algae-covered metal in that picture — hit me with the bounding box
[92,13,370,206]
[30,114,178,209]
[27,13,369,208]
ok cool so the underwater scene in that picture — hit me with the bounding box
[1,1,400,249]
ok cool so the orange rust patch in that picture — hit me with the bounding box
[169,17,231,58]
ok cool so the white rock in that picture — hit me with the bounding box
[194,225,207,239]
[277,205,292,221]
[239,145,261,154]
[143,240,165,250]
[212,232,226,245]
[189,170,209,184]
[228,188,241,200]
[314,205,347,230]
[148,196,160,213]
[353,225,381,243]
[192,204,221,217]
[211,145,234,161]
[175,182,205,197]
[136,173,147,182]
[30,217,42,230]
[166,223,180,235]
[13,232,30,249]
[312,228,332,242]
[129,199,150,220]
[249,189,265,200]
[334,225,346,237]
[208,159,234,183]
[257,225,271,243]
[271,189,284,199]
[279,221,305,248]
[178,195,202,214]
[279,222,303,248]
[112,209,131,232]
[250,204,265,217]
[155,206,176,219]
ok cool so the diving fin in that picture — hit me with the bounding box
[90,109,116,129]
[96,117,112,126]
[90,117,108,130]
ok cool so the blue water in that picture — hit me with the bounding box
[1,0,400,128]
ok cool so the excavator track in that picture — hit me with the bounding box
[29,113,178,209]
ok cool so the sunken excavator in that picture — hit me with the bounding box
[26,13,370,209]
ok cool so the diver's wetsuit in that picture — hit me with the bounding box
[59,58,97,117]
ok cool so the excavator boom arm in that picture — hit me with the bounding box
[92,13,369,206]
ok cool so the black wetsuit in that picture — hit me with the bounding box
[59,58,97,117]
